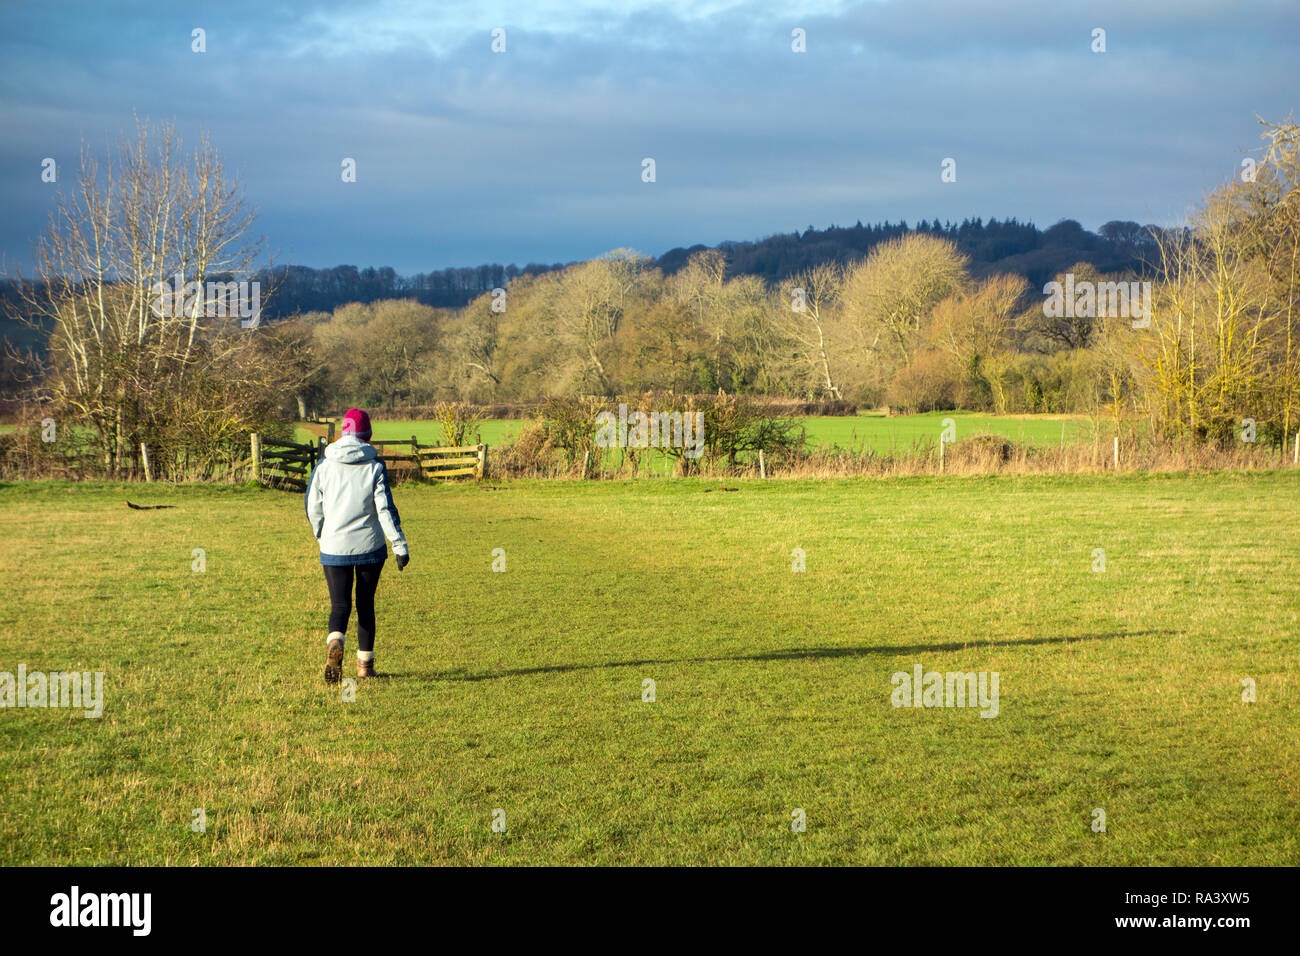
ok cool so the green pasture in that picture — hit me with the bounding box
[292,413,1092,475]
[360,412,1088,453]
[1,471,1296,865]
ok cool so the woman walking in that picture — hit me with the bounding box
[305,408,409,683]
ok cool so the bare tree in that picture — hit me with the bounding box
[778,263,844,399]
[928,273,1028,369]
[670,249,729,382]
[725,274,782,392]
[1233,117,1300,444]
[1144,184,1276,442]
[1033,262,1105,350]
[456,293,502,394]
[553,249,647,393]
[8,120,265,474]
[842,234,968,367]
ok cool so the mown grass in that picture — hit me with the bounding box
[0,472,1297,865]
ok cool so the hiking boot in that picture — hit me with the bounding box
[324,633,345,684]
[357,653,376,678]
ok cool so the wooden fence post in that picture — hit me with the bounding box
[759,448,766,479]
[140,442,153,482]
[1294,430,1299,465]
[250,433,263,483]
[581,449,590,479]
[477,443,488,480]
[1113,436,1119,469]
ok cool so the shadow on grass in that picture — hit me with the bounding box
[389,629,1175,684]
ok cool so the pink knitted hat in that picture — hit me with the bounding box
[340,408,371,439]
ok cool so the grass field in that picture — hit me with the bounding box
[1,472,1297,865]
[349,411,1090,453]
[12,411,1085,458]
[291,412,1095,473]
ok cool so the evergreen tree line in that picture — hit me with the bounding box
[255,216,1156,318]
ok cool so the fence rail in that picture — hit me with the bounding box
[418,444,487,480]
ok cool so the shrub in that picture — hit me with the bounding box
[430,401,485,447]
[949,433,1017,466]
[539,396,605,471]
[885,351,960,413]
[495,421,557,476]
[646,391,804,474]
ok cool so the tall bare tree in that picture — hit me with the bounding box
[778,262,844,399]
[1233,118,1300,444]
[455,292,502,395]
[9,120,267,473]
[553,249,647,394]
[928,272,1028,370]
[842,235,968,367]
[670,248,729,383]
[1145,190,1275,441]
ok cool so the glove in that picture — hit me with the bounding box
[395,552,409,571]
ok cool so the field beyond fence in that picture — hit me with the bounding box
[3,409,1297,483]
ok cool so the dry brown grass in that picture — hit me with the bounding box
[767,433,1296,478]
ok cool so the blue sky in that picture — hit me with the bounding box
[1,0,1296,274]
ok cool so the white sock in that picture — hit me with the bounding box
[327,631,344,645]
[357,650,374,663]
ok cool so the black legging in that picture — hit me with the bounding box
[323,563,384,652]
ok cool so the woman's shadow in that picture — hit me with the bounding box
[379,629,1171,684]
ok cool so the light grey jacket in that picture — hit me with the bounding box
[305,436,408,565]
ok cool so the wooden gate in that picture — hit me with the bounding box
[417,444,487,480]
[251,434,319,492]
[252,432,487,489]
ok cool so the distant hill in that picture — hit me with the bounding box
[2,216,1162,338]
[659,217,1159,289]
[247,216,1159,318]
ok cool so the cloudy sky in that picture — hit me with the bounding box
[1,0,1296,274]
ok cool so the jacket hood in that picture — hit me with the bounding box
[324,435,378,464]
